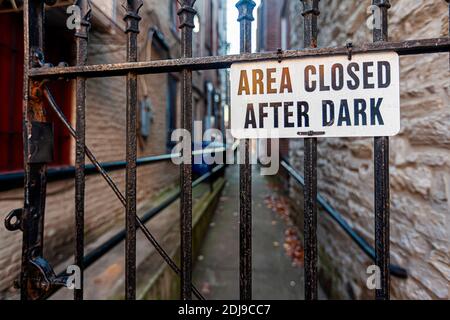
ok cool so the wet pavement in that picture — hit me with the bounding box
[193,165,325,300]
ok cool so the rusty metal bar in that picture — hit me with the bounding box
[236,0,255,301]
[73,0,91,301]
[301,0,319,301]
[20,0,48,301]
[28,37,450,79]
[373,0,390,300]
[178,0,196,300]
[123,0,143,300]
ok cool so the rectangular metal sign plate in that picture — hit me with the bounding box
[230,52,400,139]
[29,121,54,164]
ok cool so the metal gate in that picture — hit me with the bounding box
[4,0,450,301]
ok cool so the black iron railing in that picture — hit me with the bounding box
[280,159,408,279]
[0,149,226,192]
[4,0,449,301]
[42,163,226,300]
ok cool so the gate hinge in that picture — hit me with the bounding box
[23,256,70,300]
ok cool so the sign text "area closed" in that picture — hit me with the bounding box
[230,52,400,139]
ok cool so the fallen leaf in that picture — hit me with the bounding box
[201,282,211,295]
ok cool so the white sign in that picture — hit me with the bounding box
[230,52,400,139]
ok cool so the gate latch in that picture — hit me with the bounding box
[5,212,71,299]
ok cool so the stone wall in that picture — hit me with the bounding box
[286,0,449,299]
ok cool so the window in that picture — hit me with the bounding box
[193,14,200,33]
[166,74,178,151]
[170,0,181,35]
[91,0,117,22]
[204,82,214,130]
[281,16,288,50]
[205,0,213,54]
[0,14,23,172]
[281,2,290,51]
[193,14,201,57]
[0,14,73,173]
[256,3,265,52]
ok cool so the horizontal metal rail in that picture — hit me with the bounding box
[280,159,408,279]
[29,38,450,79]
[0,148,226,192]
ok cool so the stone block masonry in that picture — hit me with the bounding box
[286,0,449,299]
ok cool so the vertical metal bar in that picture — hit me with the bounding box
[178,0,196,300]
[123,0,143,300]
[373,0,390,300]
[301,0,320,301]
[236,0,255,301]
[21,0,46,301]
[73,0,91,301]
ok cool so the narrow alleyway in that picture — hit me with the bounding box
[193,165,325,300]
[49,164,326,300]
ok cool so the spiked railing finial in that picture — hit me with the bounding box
[177,0,197,29]
[300,0,320,17]
[236,0,256,22]
[122,0,143,33]
[372,0,391,8]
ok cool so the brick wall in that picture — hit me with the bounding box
[258,0,284,52]
[286,0,449,299]
[1,0,228,299]
[1,56,178,292]
[257,0,290,160]
[0,1,186,299]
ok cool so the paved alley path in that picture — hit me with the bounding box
[193,165,313,300]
